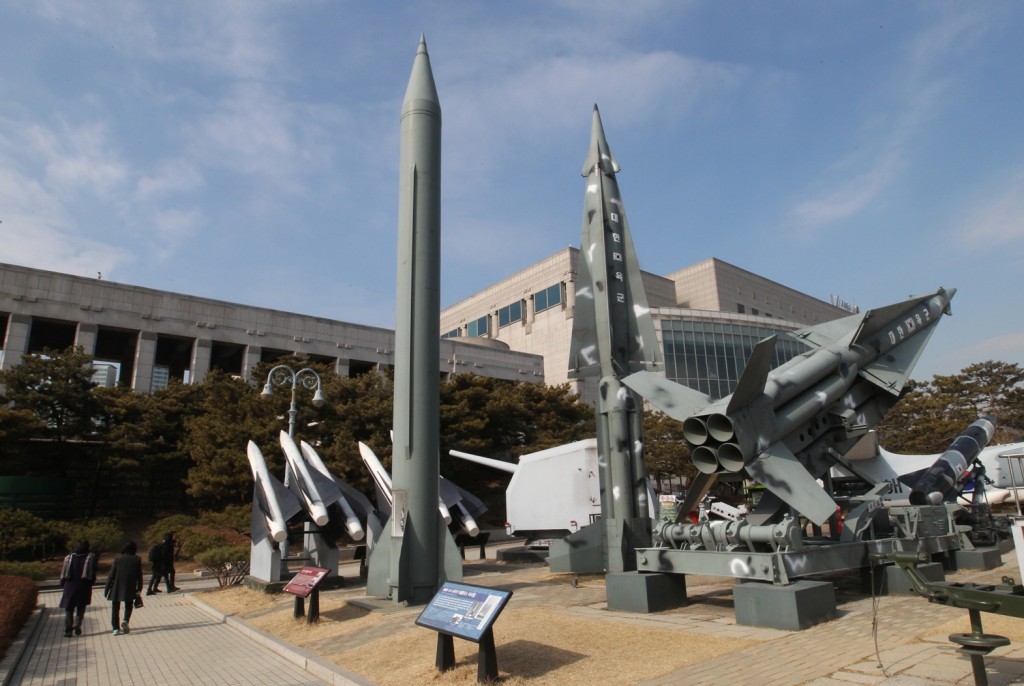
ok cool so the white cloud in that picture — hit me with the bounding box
[136,160,203,200]
[954,330,1024,369]
[0,165,133,276]
[789,153,901,231]
[951,170,1024,250]
[187,83,335,194]
[28,0,281,80]
[787,9,995,237]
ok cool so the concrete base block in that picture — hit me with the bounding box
[606,572,687,613]
[953,547,1003,571]
[734,580,837,631]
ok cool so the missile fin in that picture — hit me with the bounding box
[789,310,862,350]
[269,477,303,522]
[745,443,838,526]
[621,371,712,421]
[250,494,272,543]
[859,321,939,395]
[725,336,776,414]
[675,472,717,523]
[568,246,601,378]
[336,479,375,517]
[849,292,938,349]
[617,210,661,373]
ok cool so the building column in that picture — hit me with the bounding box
[131,331,158,393]
[564,279,575,317]
[75,323,99,355]
[334,357,350,378]
[1,314,32,370]
[191,338,212,385]
[243,345,262,382]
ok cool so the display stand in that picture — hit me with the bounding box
[415,581,513,682]
[283,566,330,624]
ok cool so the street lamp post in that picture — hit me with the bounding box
[261,364,325,574]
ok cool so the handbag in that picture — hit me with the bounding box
[133,593,144,609]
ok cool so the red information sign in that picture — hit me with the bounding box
[282,566,330,598]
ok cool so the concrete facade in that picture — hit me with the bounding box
[439,248,852,400]
[0,263,544,392]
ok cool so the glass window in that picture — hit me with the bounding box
[467,316,489,337]
[441,329,460,339]
[534,284,562,313]
[661,320,811,400]
[498,300,523,327]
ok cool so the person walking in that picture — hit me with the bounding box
[146,539,164,595]
[58,540,97,637]
[105,540,143,635]
[161,531,180,592]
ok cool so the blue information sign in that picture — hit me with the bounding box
[415,581,512,643]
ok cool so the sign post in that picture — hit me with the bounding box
[415,581,513,682]
[283,566,330,624]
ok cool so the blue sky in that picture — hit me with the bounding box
[1,1,1022,381]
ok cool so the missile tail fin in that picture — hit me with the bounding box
[850,293,936,349]
[726,336,776,414]
[860,321,939,395]
[269,477,303,522]
[568,248,600,378]
[745,443,837,526]
[621,371,712,422]
[675,472,717,523]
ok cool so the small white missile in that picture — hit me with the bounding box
[280,431,329,527]
[300,440,365,541]
[247,441,288,542]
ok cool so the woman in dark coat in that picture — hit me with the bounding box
[59,540,97,637]
[105,540,143,635]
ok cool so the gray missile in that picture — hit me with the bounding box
[625,287,956,525]
[910,415,996,506]
[365,35,461,602]
[551,106,660,574]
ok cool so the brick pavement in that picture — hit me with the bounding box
[3,576,366,686]
[7,548,1024,686]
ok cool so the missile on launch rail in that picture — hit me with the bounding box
[247,440,302,544]
[279,431,329,527]
[298,440,368,541]
[624,287,956,525]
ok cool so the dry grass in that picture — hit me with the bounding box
[200,569,755,685]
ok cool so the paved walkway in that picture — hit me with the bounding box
[3,575,358,686]
[7,547,1024,685]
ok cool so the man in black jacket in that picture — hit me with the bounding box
[105,540,143,635]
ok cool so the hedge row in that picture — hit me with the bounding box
[0,575,38,661]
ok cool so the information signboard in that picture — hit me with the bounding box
[415,581,512,643]
[282,566,330,598]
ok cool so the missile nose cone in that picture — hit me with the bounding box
[403,34,441,118]
[581,104,620,176]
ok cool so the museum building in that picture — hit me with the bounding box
[439,248,854,402]
[0,253,852,403]
[0,262,544,392]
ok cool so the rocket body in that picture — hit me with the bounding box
[370,35,449,603]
